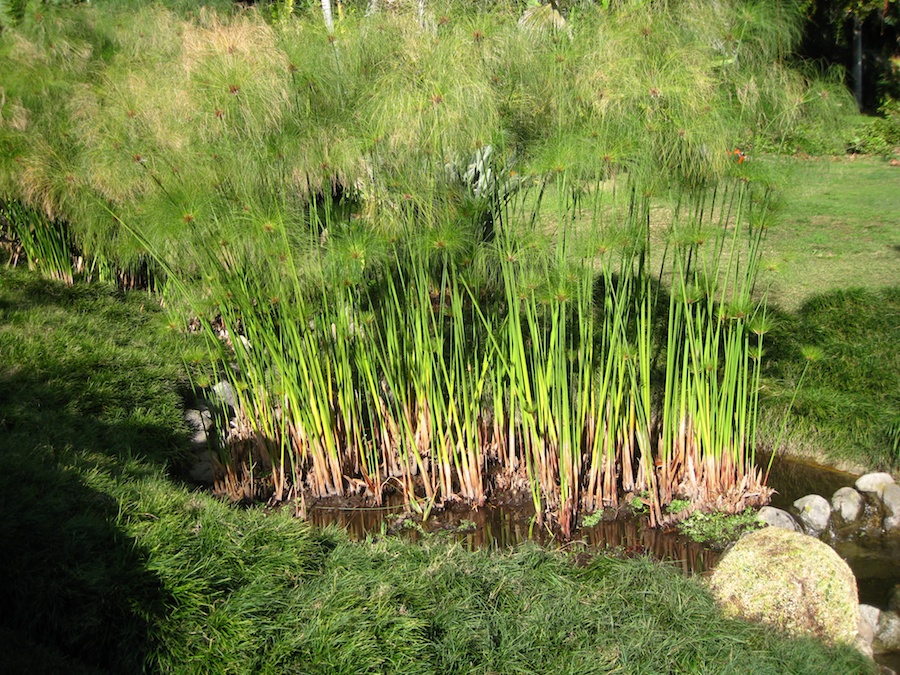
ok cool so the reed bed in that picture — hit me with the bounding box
[173,169,774,537]
[0,0,849,534]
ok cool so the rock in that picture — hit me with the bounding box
[793,494,832,534]
[832,487,864,523]
[874,611,900,654]
[709,527,860,645]
[757,506,800,532]
[889,585,900,614]
[858,604,882,657]
[210,380,237,414]
[188,450,215,484]
[855,472,896,499]
[184,407,213,446]
[882,483,900,531]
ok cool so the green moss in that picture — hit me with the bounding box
[678,509,764,547]
[710,527,860,646]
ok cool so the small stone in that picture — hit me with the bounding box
[211,380,237,413]
[187,451,214,483]
[889,585,900,613]
[860,604,882,646]
[793,494,832,534]
[881,483,900,531]
[855,472,896,499]
[832,487,864,523]
[874,610,900,654]
[184,408,212,446]
[758,506,800,532]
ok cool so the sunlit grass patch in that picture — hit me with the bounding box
[759,155,900,311]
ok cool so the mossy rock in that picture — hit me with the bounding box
[709,527,859,645]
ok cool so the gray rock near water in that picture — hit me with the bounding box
[889,586,900,614]
[758,506,800,532]
[188,450,215,484]
[211,380,237,413]
[874,611,900,654]
[793,494,832,534]
[858,604,881,658]
[185,403,217,484]
[832,486,864,523]
[881,483,900,531]
[855,472,896,499]
[184,407,213,446]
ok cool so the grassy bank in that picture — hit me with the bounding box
[758,287,900,471]
[750,156,900,471]
[0,266,876,673]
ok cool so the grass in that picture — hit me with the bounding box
[726,154,900,471]
[759,155,900,312]
[758,287,900,471]
[0,265,877,674]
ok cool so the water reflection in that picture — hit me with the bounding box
[760,452,857,509]
[307,497,721,575]
[306,454,896,586]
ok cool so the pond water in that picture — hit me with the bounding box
[308,454,899,608]
[763,454,900,612]
[308,496,720,573]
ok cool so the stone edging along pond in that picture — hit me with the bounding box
[757,472,900,659]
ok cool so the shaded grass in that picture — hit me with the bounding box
[758,287,900,470]
[0,265,877,673]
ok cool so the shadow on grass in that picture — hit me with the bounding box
[758,286,900,469]
[0,273,189,672]
[0,449,171,673]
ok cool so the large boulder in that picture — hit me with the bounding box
[793,494,832,535]
[709,527,859,645]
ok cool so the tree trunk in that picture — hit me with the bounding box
[322,0,335,34]
[852,15,863,110]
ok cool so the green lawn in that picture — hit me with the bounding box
[741,156,900,470]
[760,155,900,311]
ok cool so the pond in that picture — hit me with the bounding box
[308,454,900,610]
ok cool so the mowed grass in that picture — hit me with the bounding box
[0,266,876,674]
[748,156,900,470]
[760,155,899,312]
[758,287,900,471]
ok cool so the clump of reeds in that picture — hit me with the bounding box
[175,163,773,537]
[0,200,73,284]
